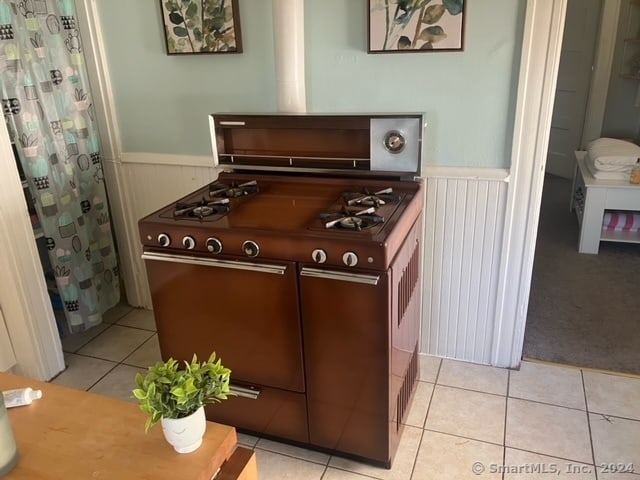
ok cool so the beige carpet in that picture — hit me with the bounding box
[523,174,640,375]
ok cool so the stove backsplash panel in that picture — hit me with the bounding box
[210,113,423,177]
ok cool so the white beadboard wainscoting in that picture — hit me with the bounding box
[104,153,217,310]
[421,168,510,365]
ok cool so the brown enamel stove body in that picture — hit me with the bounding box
[138,114,424,467]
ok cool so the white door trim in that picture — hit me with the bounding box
[582,0,622,145]
[491,0,568,368]
[0,126,64,380]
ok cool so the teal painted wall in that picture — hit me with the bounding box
[97,1,525,167]
[96,1,276,156]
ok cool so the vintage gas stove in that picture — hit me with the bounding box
[138,114,425,467]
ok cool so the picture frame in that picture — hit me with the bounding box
[368,0,465,53]
[159,0,243,55]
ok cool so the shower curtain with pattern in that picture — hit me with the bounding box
[0,0,120,333]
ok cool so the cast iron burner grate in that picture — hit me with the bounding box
[209,180,259,198]
[320,206,384,231]
[342,187,400,207]
[174,198,230,219]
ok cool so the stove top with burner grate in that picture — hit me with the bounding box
[158,180,259,222]
[170,198,230,220]
[342,188,401,208]
[320,206,384,231]
[139,172,423,270]
[209,180,259,198]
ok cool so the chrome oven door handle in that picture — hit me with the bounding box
[300,267,380,285]
[141,252,288,275]
[229,383,261,400]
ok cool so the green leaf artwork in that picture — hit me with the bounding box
[368,0,464,52]
[159,0,242,54]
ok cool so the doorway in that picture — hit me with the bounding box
[523,0,640,375]
[546,0,601,179]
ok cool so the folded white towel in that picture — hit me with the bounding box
[594,159,634,172]
[584,154,632,181]
[587,137,640,167]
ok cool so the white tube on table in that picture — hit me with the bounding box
[2,387,43,408]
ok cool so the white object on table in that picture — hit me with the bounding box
[2,387,43,408]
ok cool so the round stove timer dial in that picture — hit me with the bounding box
[383,130,406,154]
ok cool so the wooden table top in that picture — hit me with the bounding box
[0,373,244,480]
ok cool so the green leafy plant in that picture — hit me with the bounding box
[133,353,232,432]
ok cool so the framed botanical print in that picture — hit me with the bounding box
[368,0,465,53]
[159,0,243,54]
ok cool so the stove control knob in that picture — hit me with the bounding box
[242,240,260,258]
[157,233,171,247]
[342,252,358,267]
[182,236,196,250]
[206,237,223,254]
[312,249,327,264]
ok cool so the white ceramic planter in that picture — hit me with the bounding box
[160,406,206,454]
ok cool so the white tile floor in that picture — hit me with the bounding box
[52,306,640,480]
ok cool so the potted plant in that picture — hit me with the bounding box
[132,352,232,454]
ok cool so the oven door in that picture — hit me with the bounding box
[299,266,391,464]
[142,251,305,393]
